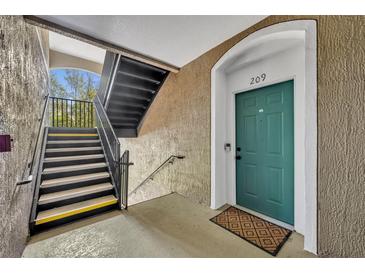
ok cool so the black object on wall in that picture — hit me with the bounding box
[0,134,12,152]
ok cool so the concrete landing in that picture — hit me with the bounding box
[22,193,316,258]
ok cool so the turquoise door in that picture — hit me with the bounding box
[235,80,294,225]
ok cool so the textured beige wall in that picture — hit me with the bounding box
[120,16,365,257]
[0,16,49,257]
[49,50,103,74]
[121,72,211,205]
[316,16,365,257]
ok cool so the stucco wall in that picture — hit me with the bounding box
[0,16,49,257]
[49,50,103,74]
[122,69,211,205]
[316,16,365,257]
[120,16,364,257]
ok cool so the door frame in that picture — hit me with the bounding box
[233,77,296,229]
[210,20,317,254]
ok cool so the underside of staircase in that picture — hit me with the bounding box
[30,127,119,233]
[99,52,169,137]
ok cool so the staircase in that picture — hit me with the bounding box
[28,52,169,232]
[30,127,119,232]
[99,53,169,137]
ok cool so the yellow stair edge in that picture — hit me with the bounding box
[35,195,117,225]
[48,133,98,137]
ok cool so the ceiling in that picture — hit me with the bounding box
[42,15,266,68]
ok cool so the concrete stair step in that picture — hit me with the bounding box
[47,140,101,148]
[41,172,110,188]
[43,162,107,175]
[35,195,118,225]
[47,140,100,144]
[45,147,102,153]
[48,127,97,134]
[38,183,113,205]
[48,133,98,137]
[47,132,99,141]
[44,154,104,163]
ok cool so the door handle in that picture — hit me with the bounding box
[236,147,241,160]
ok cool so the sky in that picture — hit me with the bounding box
[51,69,101,91]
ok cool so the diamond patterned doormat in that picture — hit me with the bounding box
[210,206,292,256]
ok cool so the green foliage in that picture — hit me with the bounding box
[84,73,98,101]
[50,69,99,128]
[50,69,98,101]
[50,73,67,98]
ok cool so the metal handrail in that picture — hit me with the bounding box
[94,94,122,207]
[95,95,120,148]
[94,105,118,163]
[129,155,185,196]
[104,54,121,109]
[50,96,94,103]
[17,94,49,185]
[29,127,49,232]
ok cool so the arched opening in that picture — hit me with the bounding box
[49,68,101,128]
[211,20,317,254]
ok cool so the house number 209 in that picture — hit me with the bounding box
[250,73,266,85]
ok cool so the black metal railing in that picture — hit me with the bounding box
[17,94,49,186]
[49,96,95,128]
[129,155,184,196]
[29,127,49,233]
[119,150,133,209]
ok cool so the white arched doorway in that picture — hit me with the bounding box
[210,20,317,254]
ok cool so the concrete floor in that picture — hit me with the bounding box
[22,193,316,258]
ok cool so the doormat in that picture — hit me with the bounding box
[210,206,292,256]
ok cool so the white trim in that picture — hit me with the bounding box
[210,20,317,254]
[233,204,294,231]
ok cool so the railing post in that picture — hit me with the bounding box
[61,99,63,127]
[75,101,77,127]
[83,101,86,128]
[124,150,129,209]
[118,150,131,210]
[118,144,121,207]
[87,102,90,128]
[92,103,94,127]
[66,99,68,127]
[56,98,58,127]
[52,97,54,127]
[79,101,81,127]
[70,100,71,127]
